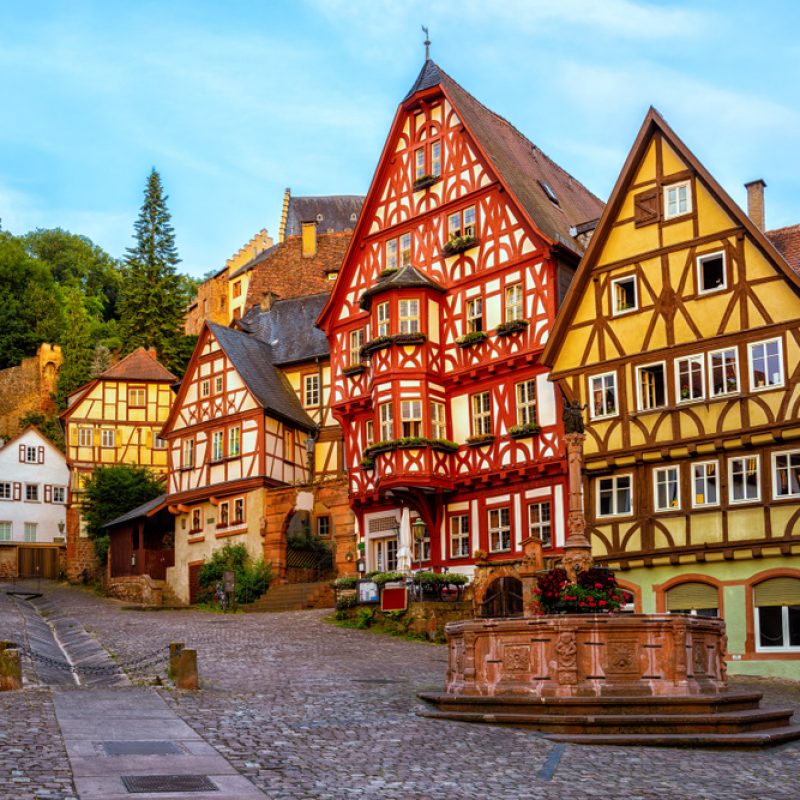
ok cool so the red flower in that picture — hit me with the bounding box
[595,583,603,589]
[579,602,585,607]
[612,595,619,601]
[599,599,607,606]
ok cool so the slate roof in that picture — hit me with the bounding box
[767,224,800,275]
[237,293,330,366]
[208,323,316,432]
[284,195,364,238]
[103,494,168,529]
[98,348,177,382]
[404,60,604,257]
[360,263,446,310]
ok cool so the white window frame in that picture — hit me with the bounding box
[596,475,633,518]
[589,371,618,419]
[0,521,10,541]
[400,232,411,268]
[696,250,727,295]
[450,514,470,558]
[228,426,241,458]
[749,337,784,391]
[516,380,537,427]
[52,486,66,504]
[153,435,167,450]
[528,501,552,548]
[364,419,375,448]
[304,374,320,408]
[692,460,719,508]
[729,455,760,504]
[448,205,476,240]
[215,376,224,394]
[471,391,492,436]
[636,361,667,412]
[663,180,692,220]
[25,445,37,463]
[211,431,224,462]
[653,466,681,512]
[349,329,364,365]
[100,429,114,449]
[379,403,394,442]
[675,354,705,403]
[25,483,39,503]
[709,347,739,397]
[772,450,800,500]
[488,507,511,553]
[0,482,12,500]
[376,302,390,337]
[466,297,483,334]
[430,401,446,440]
[414,147,425,180]
[754,599,800,653]
[23,522,37,543]
[430,140,441,177]
[505,283,523,322]
[200,380,210,399]
[183,439,195,468]
[386,239,398,271]
[400,399,422,438]
[78,428,93,448]
[611,275,638,315]
[398,299,420,334]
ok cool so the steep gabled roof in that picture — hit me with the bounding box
[237,293,330,366]
[359,263,446,310]
[208,323,316,432]
[0,425,65,460]
[283,195,364,239]
[98,347,177,382]
[542,107,800,369]
[767,224,800,275]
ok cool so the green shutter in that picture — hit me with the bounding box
[754,578,800,607]
[666,582,718,611]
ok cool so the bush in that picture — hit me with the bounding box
[335,593,359,611]
[355,607,374,629]
[332,576,358,590]
[370,571,406,587]
[197,543,272,605]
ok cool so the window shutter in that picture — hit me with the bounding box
[145,429,153,446]
[633,188,659,227]
[37,446,45,464]
[69,427,78,446]
[92,428,100,446]
[44,485,52,503]
[115,429,122,447]
[19,444,25,462]
[12,482,21,501]
[665,582,718,611]
[754,577,800,607]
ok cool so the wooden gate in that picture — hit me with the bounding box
[188,562,203,605]
[17,546,60,579]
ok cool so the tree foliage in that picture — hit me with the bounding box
[17,411,65,452]
[81,465,164,563]
[54,288,94,410]
[197,543,272,605]
[119,169,188,373]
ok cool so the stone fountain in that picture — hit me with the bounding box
[419,404,800,746]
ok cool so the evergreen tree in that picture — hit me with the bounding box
[54,288,93,409]
[119,169,188,372]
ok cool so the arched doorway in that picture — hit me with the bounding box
[480,576,523,618]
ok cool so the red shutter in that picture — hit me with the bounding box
[12,482,21,501]
[37,445,45,464]
[44,485,52,503]
[19,445,25,462]
[633,189,659,227]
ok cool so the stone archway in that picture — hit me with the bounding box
[479,576,524,618]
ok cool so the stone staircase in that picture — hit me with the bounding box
[242,581,334,613]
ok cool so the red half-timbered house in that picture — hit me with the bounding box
[318,60,603,577]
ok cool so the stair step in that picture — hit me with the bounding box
[241,581,333,613]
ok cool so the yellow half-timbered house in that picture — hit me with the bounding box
[543,109,800,677]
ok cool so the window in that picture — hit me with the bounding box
[191,508,202,532]
[431,140,441,176]
[466,297,483,333]
[637,363,666,411]
[471,392,492,436]
[23,522,37,543]
[414,147,425,180]
[774,451,800,499]
[749,338,784,390]
[153,435,167,450]
[597,475,632,517]
[215,376,224,394]
[364,419,375,448]
[386,239,398,271]
[25,484,39,502]
[528,501,552,548]
[400,400,422,437]
[79,428,93,447]
[374,537,398,572]
[505,284,523,322]
[663,180,691,220]
[430,402,446,440]
[218,502,229,528]
[589,372,617,418]
[0,482,11,500]
[183,439,195,468]
[676,354,704,402]
[693,461,718,507]
[232,280,242,298]
[666,582,719,617]
[730,456,760,503]
[379,403,394,441]
[654,466,680,511]
[398,299,419,334]
[304,374,320,407]
[697,251,726,294]
[316,516,331,537]
[349,329,364,364]
[233,498,245,524]
[211,431,224,462]
[128,386,146,407]
[488,507,511,552]
[200,380,210,398]
[228,426,241,458]
[709,347,739,396]
[52,486,65,504]
[413,519,430,563]
[24,445,37,463]
[448,205,476,239]
[754,578,800,651]
[415,140,442,179]
[0,522,10,541]
[376,302,390,337]
[101,429,115,449]
[450,515,470,558]
[516,380,537,427]
[611,275,638,315]
[400,233,411,268]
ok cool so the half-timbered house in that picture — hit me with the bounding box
[542,108,800,677]
[60,347,176,580]
[318,60,603,580]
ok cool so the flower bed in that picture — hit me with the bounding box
[533,566,624,614]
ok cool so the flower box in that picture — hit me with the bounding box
[456,330,488,348]
[496,319,530,337]
[361,332,427,358]
[392,332,427,347]
[413,174,440,191]
[363,436,459,460]
[465,433,495,447]
[342,363,366,377]
[360,336,393,357]
[509,423,541,439]
[442,235,478,257]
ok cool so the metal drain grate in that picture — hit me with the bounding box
[102,741,182,756]
[121,775,218,793]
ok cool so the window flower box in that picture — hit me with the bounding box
[361,332,427,358]
[360,336,393,357]
[496,319,530,337]
[343,363,366,377]
[509,422,541,439]
[456,330,488,348]
[360,457,375,470]
[465,433,495,447]
[442,234,478,257]
[413,174,440,191]
[392,332,427,347]
[363,436,459,460]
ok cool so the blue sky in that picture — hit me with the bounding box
[1,1,798,277]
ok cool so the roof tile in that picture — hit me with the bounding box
[98,348,177,382]
[766,224,800,275]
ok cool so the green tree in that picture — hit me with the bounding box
[81,465,164,563]
[17,411,65,452]
[119,169,188,373]
[54,288,94,410]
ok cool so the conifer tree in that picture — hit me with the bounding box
[119,169,187,371]
[54,288,94,409]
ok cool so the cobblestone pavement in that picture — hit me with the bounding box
[1,581,799,800]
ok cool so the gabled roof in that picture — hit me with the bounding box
[0,425,65,460]
[359,263,446,310]
[767,224,800,275]
[103,494,168,529]
[208,323,316,432]
[97,347,177,382]
[283,195,364,239]
[542,107,800,368]
[237,293,330,366]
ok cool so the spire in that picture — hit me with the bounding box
[422,25,430,61]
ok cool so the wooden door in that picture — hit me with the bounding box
[188,563,203,604]
[17,547,59,579]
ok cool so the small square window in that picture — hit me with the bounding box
[697,251,726,294]
[78,428,93,448]
[25,484,39,502]
[101,429,115,449]
[200,380,210,398]
[637,363,666,411]
[654,466,680,511]
[663,180,692,220]
[611,275,638,315]
[128,387,146,407]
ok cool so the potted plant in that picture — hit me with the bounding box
[456,330,488,348]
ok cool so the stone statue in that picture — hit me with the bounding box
[562,399,586,435]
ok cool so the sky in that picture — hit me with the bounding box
[1,0,799,278]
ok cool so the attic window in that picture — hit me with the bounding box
[539,181,560,206]
[316,213,324,222]
[350,213,357,222]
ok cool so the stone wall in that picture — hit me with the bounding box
[338,600,473,642]
[0,547,16,579]
[105,575,163,606]
[0,344,62,439]
[65,506,101,582]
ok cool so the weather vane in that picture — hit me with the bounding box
[422,25,430,60]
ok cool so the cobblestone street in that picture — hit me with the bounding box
[1,581,799,800]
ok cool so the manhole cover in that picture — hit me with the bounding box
[121,775,218,793]
[102,741,182,756]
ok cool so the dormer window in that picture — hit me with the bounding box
[664,180,692,220]
[398,299,419,334]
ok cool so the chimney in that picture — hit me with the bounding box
[744,180,766,230]
[260,291,278,311]
[301,221,317,257]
